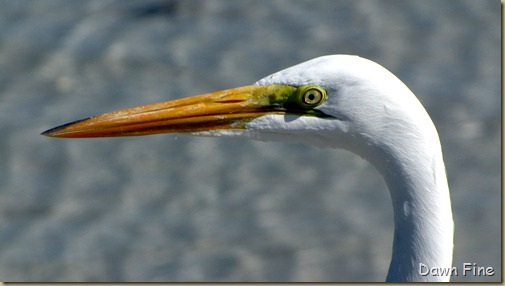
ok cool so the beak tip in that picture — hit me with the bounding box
[40,126,64,138]
[41,118,90,138]
[41,128,59,137]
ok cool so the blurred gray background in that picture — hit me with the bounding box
[0,0,500,282]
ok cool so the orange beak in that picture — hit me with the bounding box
[41,85,298,138]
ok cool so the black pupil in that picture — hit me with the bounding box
[304,90,320,104]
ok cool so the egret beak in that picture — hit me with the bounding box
[42,85,301,138]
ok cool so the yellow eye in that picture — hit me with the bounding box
[284,85,327,110]
[294,85,327,108]
[302,88,324,105]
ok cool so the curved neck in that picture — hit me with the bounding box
[376,138,454,282]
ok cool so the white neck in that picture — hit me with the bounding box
[370,130,454,282]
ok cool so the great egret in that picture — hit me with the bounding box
[42,55,454,282]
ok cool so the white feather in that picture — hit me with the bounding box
[195,55,454,282]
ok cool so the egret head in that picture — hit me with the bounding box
[200,55,431,161]
[42,55,429,160]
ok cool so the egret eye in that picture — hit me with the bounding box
[293,85,327,109]
[303,89,323,105]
